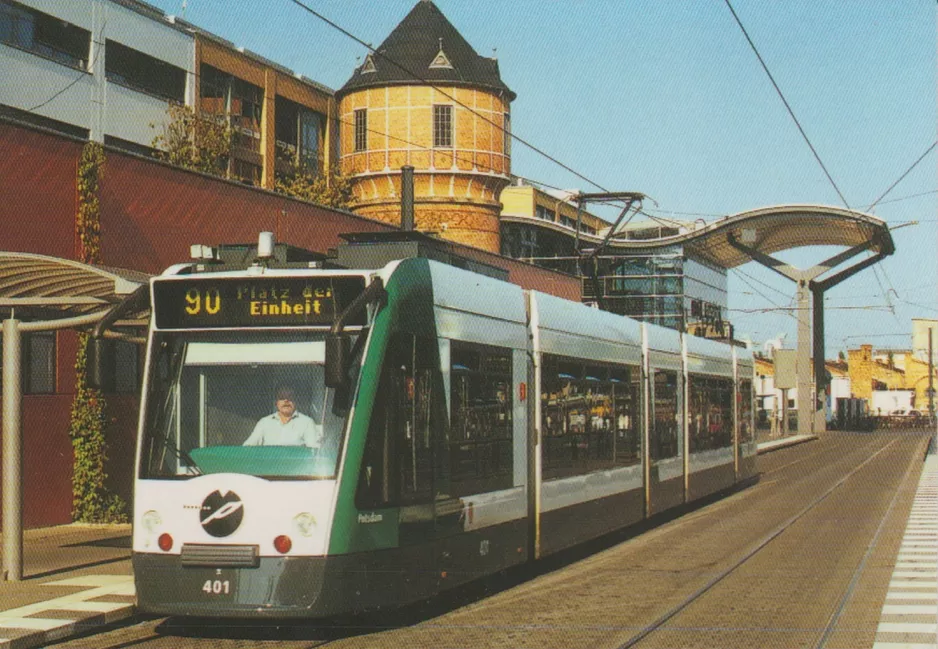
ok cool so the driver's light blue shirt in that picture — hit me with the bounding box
[243,412,322,447]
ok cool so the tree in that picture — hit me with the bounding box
[151,103,232,178]
[274,160,355,210]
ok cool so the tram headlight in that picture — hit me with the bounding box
[293,512,316,537]
[141,510,162,533]
[292,512,316,537]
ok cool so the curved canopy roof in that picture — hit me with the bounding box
[505,204,894,269]
[0,252,149,319]
[638,205,894,268]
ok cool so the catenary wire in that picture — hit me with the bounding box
[28,20,107,111]
[867,140,937,211]
[722,0,849,209]
[722,2,906,315]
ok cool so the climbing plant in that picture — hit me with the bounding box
[70,142,127,523]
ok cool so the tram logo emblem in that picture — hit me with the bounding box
[200,490,244,537]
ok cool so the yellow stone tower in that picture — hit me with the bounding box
[336,1,515,253]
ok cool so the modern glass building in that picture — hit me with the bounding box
[500,181,729,337]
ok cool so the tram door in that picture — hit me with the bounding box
[648,369,685,515]
[357,333,448,599]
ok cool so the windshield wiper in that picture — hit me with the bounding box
[150,427,202,476]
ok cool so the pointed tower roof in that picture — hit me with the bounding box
[337,1,515,101]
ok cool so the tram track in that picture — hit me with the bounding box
[812,440,921,649]
[614,433,930,649]
[48,433,931,649]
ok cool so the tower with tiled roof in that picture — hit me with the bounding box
[336,0,515,252]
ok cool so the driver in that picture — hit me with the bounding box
[243,385,323,448]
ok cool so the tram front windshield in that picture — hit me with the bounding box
[139,331,357,480]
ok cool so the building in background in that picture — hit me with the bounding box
[912,318,938,366]
[500,179,606,266]
[500,187,728,334]
[336,0,515,252]
[0,0,337,187]
[754,337,938,433]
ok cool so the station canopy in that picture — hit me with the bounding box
[606,205,895,268]
[0,251,149,320]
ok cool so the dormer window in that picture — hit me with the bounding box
[360,53,377,74]
[429,38,453,70]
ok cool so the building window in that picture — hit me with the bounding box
[25,331,55,394]
[353,108,367,152]
[275,96,322,175]
[0,1,90,69]
[199,64,262,153]
[535,205,556,222]
[503,112,511,157]
[0,103,88,138]
[105,40,186,103]
[199,63,228,115]
[232,158,261,186]
[433,104,453,148]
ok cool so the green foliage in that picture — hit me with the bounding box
[152,103,232,178]
[71,142,127,523]
[275,161,355,210]
[69,335,127,523]
[76,142,104,264]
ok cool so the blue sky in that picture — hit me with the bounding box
[148,0,937,356]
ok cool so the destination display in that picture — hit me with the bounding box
[153,276,367,329]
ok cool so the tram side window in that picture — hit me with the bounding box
[738,378,754,444]
[449,342,513,496]
[652,370,680,461]
[356,333,443,509]
[688,375,734,452]
[541,355,640,481]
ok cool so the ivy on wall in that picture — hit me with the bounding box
[70,142,127,523]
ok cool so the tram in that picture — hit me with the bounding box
[121,248,756,618]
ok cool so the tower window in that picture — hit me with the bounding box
[354,108,367,152]
[503,112,511,157]
[433,104,453,148]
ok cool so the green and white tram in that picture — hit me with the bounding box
[126,253,756,618]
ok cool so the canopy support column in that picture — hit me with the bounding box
[2,317,23,581]
[727,235,886,435]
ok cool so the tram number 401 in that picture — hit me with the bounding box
[201,579,231,595]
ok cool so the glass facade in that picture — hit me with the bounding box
[500,222,729,334]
